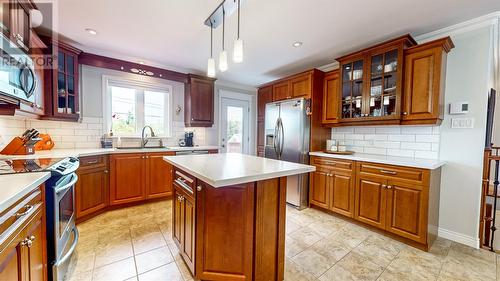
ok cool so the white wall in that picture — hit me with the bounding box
[415,16,498,247]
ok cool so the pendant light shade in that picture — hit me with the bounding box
[219,50,228,72]
[219,8,228,72]
[233,0,243,63]
[207,23,216,77]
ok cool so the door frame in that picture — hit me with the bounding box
[218,90,255,154]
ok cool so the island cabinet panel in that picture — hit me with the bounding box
[196,181,254,281]
[146,152,175,199]
[109,153,146,205]
[23,211,45,281]
[172,188,183,249]
[310,156,441,250]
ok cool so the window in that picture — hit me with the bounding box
[104,77,172,136]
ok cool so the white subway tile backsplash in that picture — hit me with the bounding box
[330,125,440,160]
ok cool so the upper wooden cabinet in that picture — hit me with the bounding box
[337,35,416,125]
[268,71,314,102]
[42,39,82,121]
[184,74,216,127]
[322,35,453,127]
[402,37,454,125]
[322,70,340,124]
[0,0,34,53]
[257,85,272,118]
[272,80,290,101]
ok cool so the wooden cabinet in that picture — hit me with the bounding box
[146,152,175,199]
[310,156,441,250]
[76,155,109,220]
[42,39,82,121]
[184,74,216,127]
[109,153,146,205]
[290,73,312,98]
[2,0,33,53]
[272,80,290,101]
[0,184,47,281]
[257,86,272,118]
[402,37,454,125]
[322,70,340,124]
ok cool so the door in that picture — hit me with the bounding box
[172,187,183,249]
[264,102,280,160]
[75,167,108,219]
[146,152,174,199]
[322,71,340,124]
[355,174,387,229]
[109,154,146,205]
[220,97,250,154]
[385,180,427,243]
[309,167,330,209]
[24,210,46,281]
[189,77,214,125]
[330,170,355,218]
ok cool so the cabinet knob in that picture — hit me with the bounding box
[381,184,387,188]
[104,170,109,174]
[287,96,292,99]
[197,185,202,191]
[387,185,392,189]
[29,235,35,242]
[403,112,408,115]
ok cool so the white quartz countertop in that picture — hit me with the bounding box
[0,146,220,160]
[0,172,50,213]
[164,153,315,188]
[309,151,445,170]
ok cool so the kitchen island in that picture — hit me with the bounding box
[163,153,315,281]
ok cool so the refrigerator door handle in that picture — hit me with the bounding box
[273,119,280,156]
[278,118,284,158]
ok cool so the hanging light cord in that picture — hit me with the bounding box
[222,8,225,50]
[210,22,213,58]
[237,0,240,39]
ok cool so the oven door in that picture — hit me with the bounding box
[53,173,78,260]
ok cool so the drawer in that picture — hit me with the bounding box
[173,168,195,195]
[311,156,353,171]
[0,185,43,239]
[79,155,108,169]
[358,162,428,184]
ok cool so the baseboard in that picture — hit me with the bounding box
[438,227,480,249]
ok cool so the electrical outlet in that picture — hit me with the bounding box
[451,118,474,129]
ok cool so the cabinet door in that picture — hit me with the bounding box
[290,74,311,98]
[309,168,330,209]
[76,167,109,219]
[355,175,387,229]
[258,86,272,118]
[24,211,46,281]
[109,154,146,205]
[330,171,355,218]
[403,46,444,123]
[9,0,30,52]
[146,152,174,199]
[385,181,427,243]
[182,195,196,274]
[322,71,340,124]
[187,77,214,126]
[272,81,290,101]
[172,187,183,249]
[0,229,24,281]
[257,119,264,147]
[340,58,365,120]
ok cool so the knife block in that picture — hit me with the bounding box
[0,137,36,155]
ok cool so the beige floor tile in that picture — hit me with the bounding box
[64,270,93,281]
[175,259,195,280]
[92,257,137,281]
[291,241,345,278]
[311,237,350,263]
[439,247,496,281]
[286,217,302,234]
[94,239,135,268]
[449,242,496,263]
[351,234,405,267]
[138,263,183,281]
[327,227,369,250]
[318,252,384,281]
[132,231,167,254]
[285,235,310,258]
[378,248,443,281]
[306,218,344,237]
[135,246,174,274]
[67,249,95,275]
[167,241,183,261]
[289,225,323,247]
[284,258,318,281]
[429,237,452,258]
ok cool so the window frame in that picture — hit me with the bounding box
[102,75,173,137]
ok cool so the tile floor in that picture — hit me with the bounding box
[66,200,500,281]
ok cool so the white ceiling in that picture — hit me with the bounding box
[39,0,500,87]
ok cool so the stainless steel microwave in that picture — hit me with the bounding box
[0,33,36,104]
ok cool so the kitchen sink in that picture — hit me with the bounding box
[115,146,168,150]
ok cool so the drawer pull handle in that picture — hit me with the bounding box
[175,178,193,194]
[85,160,99,164]
[15,205,33,218]
[380,170,397,175]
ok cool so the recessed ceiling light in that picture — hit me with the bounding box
[139,61,145,65]
[85,28,97,35]
[293,41,303,47]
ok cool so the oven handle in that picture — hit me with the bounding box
[54,174,78,194]
[53,227,79,267]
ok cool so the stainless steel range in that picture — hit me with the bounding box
[44,157,79,281]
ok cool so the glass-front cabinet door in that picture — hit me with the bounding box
[341,59,364,119]
[368,49,399,118]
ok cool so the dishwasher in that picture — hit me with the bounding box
[175,150,210,155]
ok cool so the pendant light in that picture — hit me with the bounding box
[233,0,243,63]
[218,8,228,72]
[207,22,216,78]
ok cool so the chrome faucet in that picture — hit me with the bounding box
[141,125,156,148]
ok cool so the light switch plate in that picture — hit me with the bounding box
[451,118,474,129]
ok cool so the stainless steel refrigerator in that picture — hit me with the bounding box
[264,98,310,209]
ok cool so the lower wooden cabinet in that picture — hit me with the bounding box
[110,153,147,205]
[0,185,47,281]
[146,152,175,199]
[309,156,441,250]
[76,156,109,219]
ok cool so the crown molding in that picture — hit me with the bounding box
[317,61,339,72]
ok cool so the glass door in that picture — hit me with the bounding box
[56,50,77,115]
[341,59,364,119]
[368,49,398,118]
[220,97,250,154]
